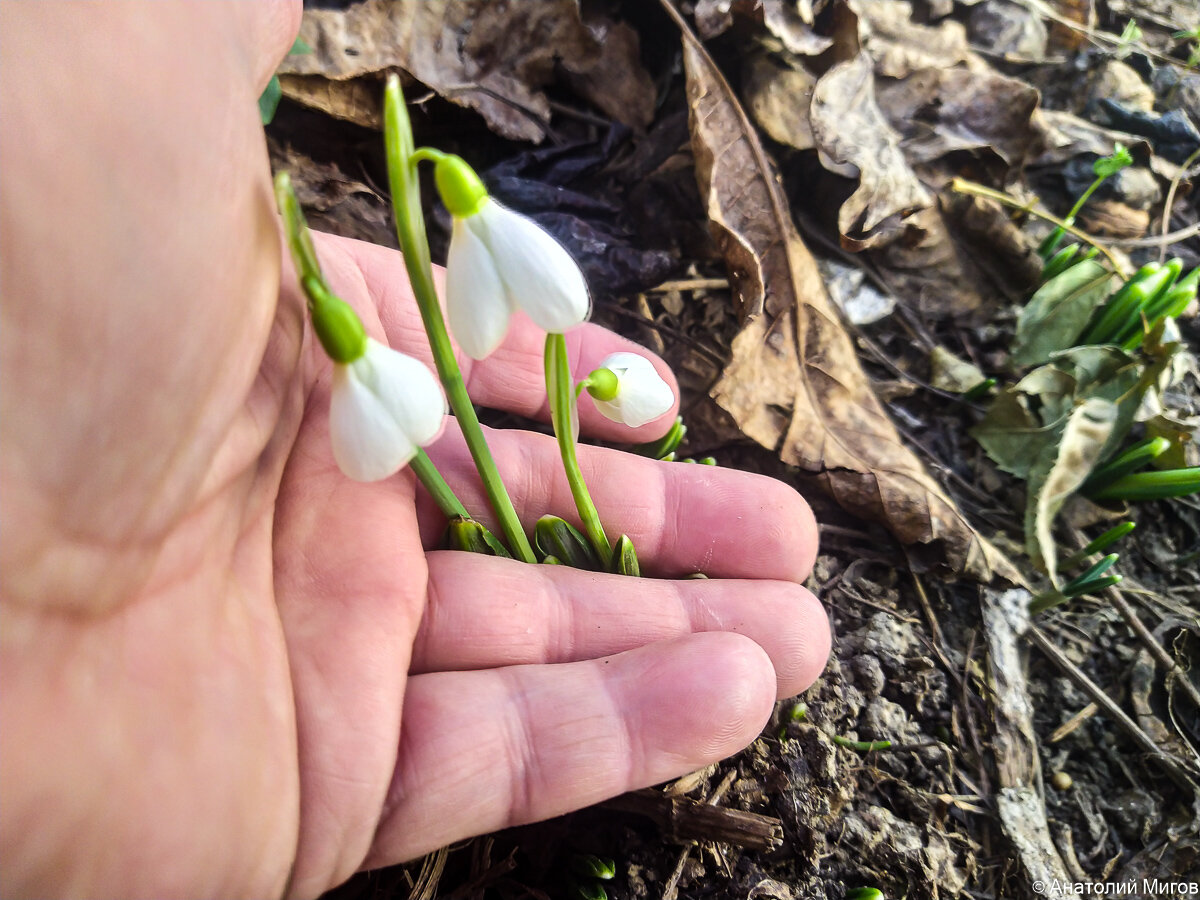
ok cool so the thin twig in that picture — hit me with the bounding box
[1156,147,1200,263]
[1027,624,1199,794]
[648,277,731,292]
[1012,0,1188,70]
[951,178,1128,277]
[1101,582,1200,712]
[1112,220,1200,250]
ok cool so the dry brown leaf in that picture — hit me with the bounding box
[268,140,397,250]
[667,3,1018,582]
[743,54,817,152]
[278,74,383,129]
[279,0,653,139]
[850,0,975,78]
[761,0,834,56]
[875,67,1041,170]
[810,52,933,250]
[562,21,655,131]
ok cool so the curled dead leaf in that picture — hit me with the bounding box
[810,52,932,250]
[666,1,1018,582]
[279,0,653,139]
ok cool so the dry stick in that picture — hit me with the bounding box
[1026,624,1199,794]
[1113,221,1200,250]
[1101,582,1200,712]
[1012,0,1187,69]
[647,277,731,293]
[1068,525,1200,712]
[603,789,784,852]
[1156,147,1200,264]
[950,178,1129,277]
[1048,702,1100,743]
[660,770,737,900]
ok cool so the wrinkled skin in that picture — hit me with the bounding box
[0,4,829,898]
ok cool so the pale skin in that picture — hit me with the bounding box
[0,4,830,899]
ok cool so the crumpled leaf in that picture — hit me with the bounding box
[761,0,833,56]
[267,139,397,249]
[1013,258,1116,367]
[1026,397,1118,585]
[743,54,817,151]
[670,4,1018,582]
[279,0,653,139]
[810,52,933,249]
[875,66,1041,170]
[850,0,974,78]
[929,347,987,394]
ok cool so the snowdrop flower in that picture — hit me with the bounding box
[434,154,590,359]
[585,352,674,428]
[306,276,446,482]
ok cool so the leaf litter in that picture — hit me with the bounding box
[271,1,1200,897]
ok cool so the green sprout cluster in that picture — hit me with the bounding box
[956,143,1198,610]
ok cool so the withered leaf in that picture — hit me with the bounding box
[810,52,932,250]
[279,0,653,139]
[668,3,1018,582]
[1026,397,1117,585]
[875,67,1041,170]
[761,0,833,56]
[743,54,817,152]
[850,0,973,78]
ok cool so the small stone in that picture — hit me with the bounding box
[1051,771,1073,790]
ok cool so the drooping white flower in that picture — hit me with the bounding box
[329,338,447,482]
[586,352,674,428]
[436,155,590,359]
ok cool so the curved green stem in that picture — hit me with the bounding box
[546,333,611,563]
[383,76,535,563]
[409,450,469,519]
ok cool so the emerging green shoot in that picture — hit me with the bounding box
[570,855,617,881]
[634,416,686,459]
[445,516,512,557]
[1082,436,1170,491]
[1060,521,1135,570]
[1080,260,1180,346]
[534,516,600,570]
[833,735,892,752]
[1086,467,1200,502]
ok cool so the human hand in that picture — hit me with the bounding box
[0,5,829,898]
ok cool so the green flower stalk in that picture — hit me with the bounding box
[1039,143,1133,259]
[546,332,612,564]
[276,174,459,504]
[383,75,536,563]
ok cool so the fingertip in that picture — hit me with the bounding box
[774,586,831,698]
[633,633,776,765]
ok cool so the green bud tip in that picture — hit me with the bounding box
[434,154,488,218]
[303,276,367,364]
[585,368,620,402]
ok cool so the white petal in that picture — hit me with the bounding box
[595,351,647,379]
[476,200,590,334]
[446,216,513,359]
[359,339,447,447]
[593,352,674,428]
[329,363,416,482]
